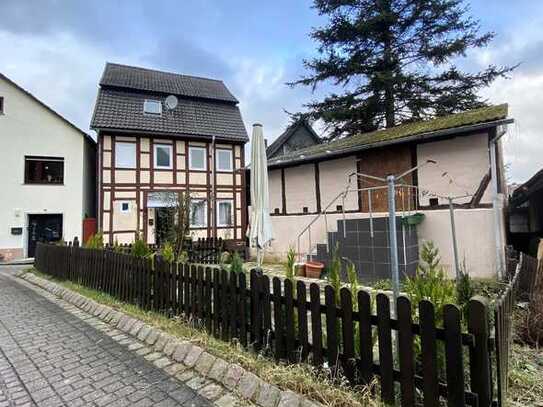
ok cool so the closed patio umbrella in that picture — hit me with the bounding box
[247,123,273,267]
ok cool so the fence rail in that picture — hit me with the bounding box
[35,242,503,406]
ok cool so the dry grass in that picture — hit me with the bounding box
[507,343,543,406]
[27,268,379,407]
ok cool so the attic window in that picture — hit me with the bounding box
[144,100,162,115]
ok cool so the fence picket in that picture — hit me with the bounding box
[397,296,416,406]
[273,277,285,361]
[420,300,439,407]
[310,283,323,366]
[376,293,394,405]
[444,304,465,407]
[284,279,295,362]
[340,288,355,383]
[296,281,309,361]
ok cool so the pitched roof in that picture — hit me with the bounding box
[268,104,511,167]
[266,120,321,158]
[100,63,238,103]
[510,167,543,207]
[91,63,248,142]
[0,72,94,144]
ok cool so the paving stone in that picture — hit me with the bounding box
[277,391,301,407]
[198,383,224,401]
[163,338,180,357]
[215,393,242,407]
[256,382,282,407]
[222,364,245,390]
[136,325,152,341]
[129,320,145,336]
[237,371,260,400]
[208,359,229,382]
[172,342,192,363]
[184,345,204,367]
[145,328,160,345]
[153,357,172,369]
[186,376,210,390]
[153,333,171,352]
[194,352,216,376]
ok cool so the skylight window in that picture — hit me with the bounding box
[144,99,162,115]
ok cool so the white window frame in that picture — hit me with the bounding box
[216,199,233,227]
[189,146,207,171]
[216,149,233,171]
[190,199,207,228]
[153,144,173,169]
[115,142,136,169]
[120,201,130,213]
[143,99,162,115]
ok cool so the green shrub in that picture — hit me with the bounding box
[456,260,474,314]
[161,242,175,263]
[230,251,244,274]
[404,241,456,324]
[285,246,296,282]
[131,233,151,258]
[85,232,104,249]
[328,244,342,305]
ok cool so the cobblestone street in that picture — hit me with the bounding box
[0,266,213,407]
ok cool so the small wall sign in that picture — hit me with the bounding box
[11,227,23,235]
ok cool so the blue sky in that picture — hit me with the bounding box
[1,0,542,182]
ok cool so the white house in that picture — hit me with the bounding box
[0,73,96,261]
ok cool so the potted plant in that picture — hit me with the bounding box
[305,260,324,279]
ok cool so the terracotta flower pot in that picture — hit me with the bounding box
[295,263,306,277]
[305,261,324,279]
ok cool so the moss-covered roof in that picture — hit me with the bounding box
[268,104,509,166]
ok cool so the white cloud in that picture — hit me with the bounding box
[0,30,144,138]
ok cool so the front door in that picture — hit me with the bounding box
[155,208,174,247]
[27,214,63,257]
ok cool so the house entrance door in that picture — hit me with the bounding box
[27,214,63,257]
[155,208,174,247]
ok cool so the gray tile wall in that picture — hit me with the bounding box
[313,217,419,283]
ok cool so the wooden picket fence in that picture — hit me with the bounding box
[103,238,224,265]
[35,242,504,407]
[186,238,224,264]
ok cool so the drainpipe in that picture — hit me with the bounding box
[211,135,216,239]
[490,129,506,279]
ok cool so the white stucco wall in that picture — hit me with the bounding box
[417,133,491,205]
[268,169,283,214]
[319,156,358,210]
[267,208,497,279]
[0,77,94,258]
[284,164,317,213]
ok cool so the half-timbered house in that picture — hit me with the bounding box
[91,63,248,246]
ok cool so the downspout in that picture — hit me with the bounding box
[211,135,216,239]
[490,127,507,279]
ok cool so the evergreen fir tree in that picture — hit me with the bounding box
[290,0,516,138]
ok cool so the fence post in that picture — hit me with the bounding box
[468,296,492,407]
[73,236,79,247]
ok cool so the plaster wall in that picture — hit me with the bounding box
[0,76,94,257]
[417,133,491,205]
[268,208,497,278]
